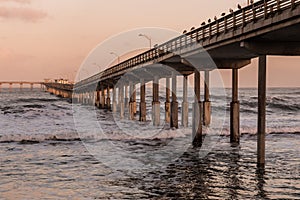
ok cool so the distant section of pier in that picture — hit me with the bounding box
[0,79,74,99]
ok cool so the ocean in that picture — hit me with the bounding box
[0,87,299,199]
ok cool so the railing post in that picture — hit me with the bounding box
[242,9,246,27]
[233,13,236,29]
[277,0,281,11]
[253,3,257,22]
[224,17,227,33]
[264,0,268,18]
[291,0,295,9]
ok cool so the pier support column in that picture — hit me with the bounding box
[192,70,202,147]
[20,83,23,91]
[106,87,111,109]
[139,79,146,122]
[165,78,171,123]
[112,86,117,113]
[257,55,267,168]
[203,71,211,126]
[119,85,125,119]
[182,75,189,128]
[95,90,100,107]
[101,87,105,109]
[30,83,33,91]
[0,83,2,92]
[152,76,160,126]
[129,81,135,120]
[230,68,240,144]
[125,84,129,109]
[9,83,12,92]
[133,85,137,115]
[91,91,95,106]
[171,73,178,128]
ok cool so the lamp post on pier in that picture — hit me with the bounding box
[138,33,152,49]
[110,52,120,64]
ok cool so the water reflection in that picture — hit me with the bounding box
[255,168,269,199]
[226,147,241,200]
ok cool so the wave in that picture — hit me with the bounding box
[12,98,62,104]
[1,127,299,144]
[0,132,82,144]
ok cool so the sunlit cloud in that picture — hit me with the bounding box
[0,6,47,22]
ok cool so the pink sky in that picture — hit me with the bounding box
[0,0,299,87]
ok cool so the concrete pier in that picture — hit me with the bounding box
[165,78,171,123]
[119,85,125,119]
[125,84,129,109]
[257,55,267,168]
[171,73,178,128]
[203,71,211,126]
[182,75,189,127]
[139,79,146,122]
[132,85,137,115]
[101,87,105,108]
[70,0,300,169]
[129,81,135,120]
[192,70,202,146]
[96,90,100,107]
[112,86,117,113]
[230,68,240,144]
[106,87,111,109]
[152,76,160,126]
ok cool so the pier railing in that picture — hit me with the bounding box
[75,0,300,89]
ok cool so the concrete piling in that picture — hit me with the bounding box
[106,87,111,109]
[257,55,267,168]
[119,85,125,119]
[112,86,117,113]
[139,79,146,122]
[101,87,106,108]
[203,71,211,126]
[171,73,178,128]
[182,75,189,127]
[129,81,135,120]
[230,68,240,144]
[125,84,129,109]
[192,70,202,147]
[165,78,171,123]
[152,76,160,126]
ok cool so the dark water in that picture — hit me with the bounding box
[0,88,299,199]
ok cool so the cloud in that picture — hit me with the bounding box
[0,6,47,22]
[0,0,31,4]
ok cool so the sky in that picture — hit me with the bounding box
[0,0,299,87]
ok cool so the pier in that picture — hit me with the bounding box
[0,81,44,92]
[53,0,299,168]
[43,82,73,99]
